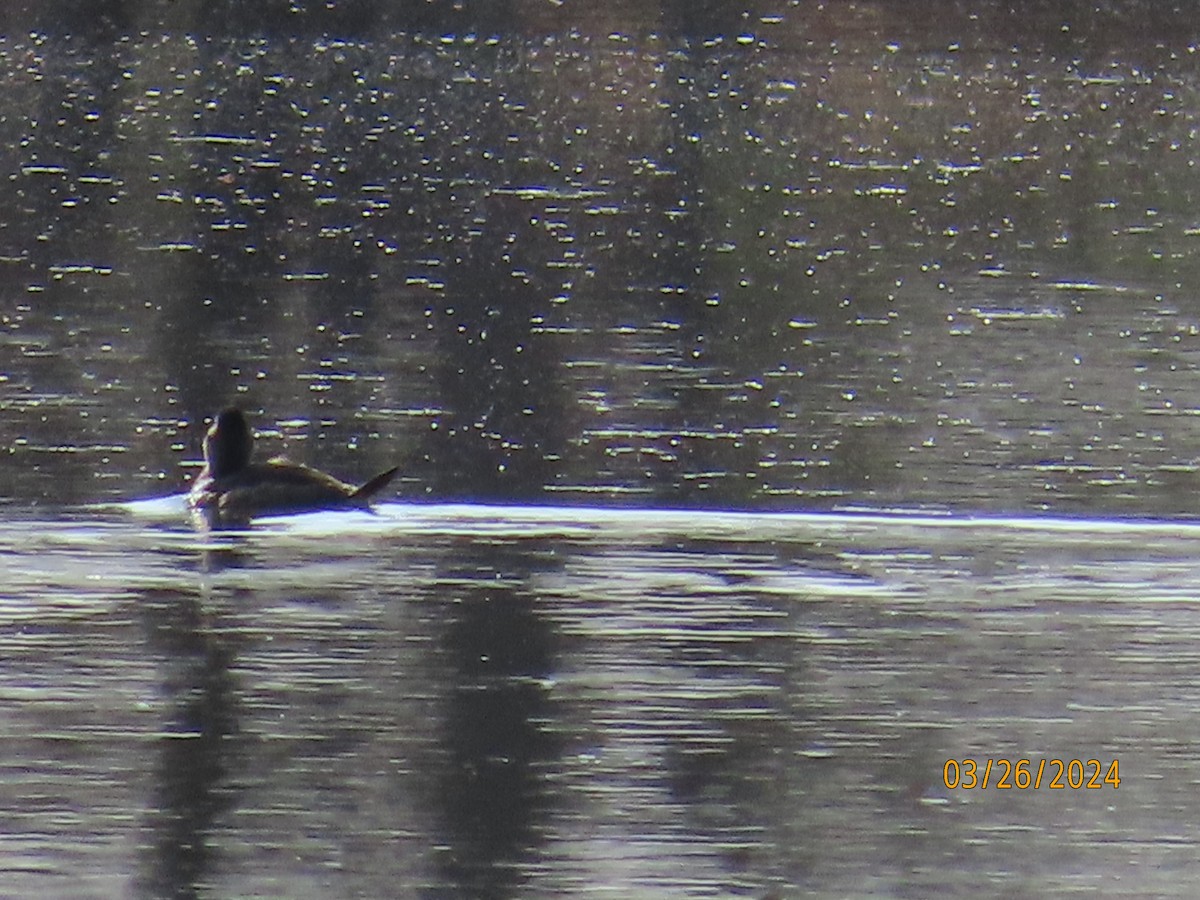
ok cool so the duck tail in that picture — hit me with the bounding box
[350,466,401,503]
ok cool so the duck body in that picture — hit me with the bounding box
[188,408,399,525]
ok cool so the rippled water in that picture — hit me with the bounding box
[4,503,1200,897]
[6,3,1200,897]
[5,7,1200,516]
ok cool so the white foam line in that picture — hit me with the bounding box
[361,502,1200,539]
[88,495,1200,540]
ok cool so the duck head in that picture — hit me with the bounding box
[203,407,254,477]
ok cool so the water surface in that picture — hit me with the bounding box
[4,3,1200,897]
[4,504,1200,897]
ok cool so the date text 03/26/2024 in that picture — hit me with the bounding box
[943,758,1120,790]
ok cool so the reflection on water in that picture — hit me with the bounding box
[4,4,1200,897]
[3,504,1200,896]
[137,591,238,899]
[3,7,1200,518]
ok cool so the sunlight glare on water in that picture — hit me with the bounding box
[5,1,1200,896]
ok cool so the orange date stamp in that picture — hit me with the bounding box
[943,758,1120,790]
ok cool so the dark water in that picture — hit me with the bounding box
[6,4,1200,517]
[4,3,1200,897]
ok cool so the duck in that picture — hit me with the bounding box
[187,407,399,525]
